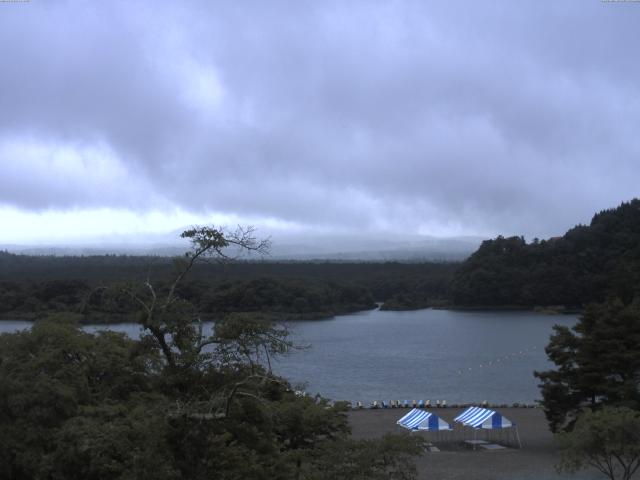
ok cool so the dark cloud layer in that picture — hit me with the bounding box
[1,0,639,239]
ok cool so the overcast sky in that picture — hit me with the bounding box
[1,0,639,245]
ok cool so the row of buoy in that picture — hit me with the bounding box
[456,346,539,375]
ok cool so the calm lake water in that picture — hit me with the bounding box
[0,308,576,404]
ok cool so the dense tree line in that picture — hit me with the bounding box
[451,199,640,308]
[0,253,456,320]
[0,277,375,322]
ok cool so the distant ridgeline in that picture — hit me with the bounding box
[0,254,456,321]
[451,199,640,309]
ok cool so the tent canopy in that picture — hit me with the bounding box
[454,406,514,429]
[397,408,452,431]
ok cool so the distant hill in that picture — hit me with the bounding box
[1,234,482,262]
[451,199,640,308]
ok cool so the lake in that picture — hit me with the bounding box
[0,308,576,404]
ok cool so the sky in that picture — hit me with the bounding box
[1,0,639,246]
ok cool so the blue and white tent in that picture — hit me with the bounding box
[454,406,521,448]
[397,408,452,431]
[454,406,513,429]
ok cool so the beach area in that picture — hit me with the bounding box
[348,407,602,480]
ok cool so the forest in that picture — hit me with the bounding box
[451,199,640,309]
[0,253,455,322]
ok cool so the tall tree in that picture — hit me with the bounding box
[535,299,640,432]
[123,225,270,370]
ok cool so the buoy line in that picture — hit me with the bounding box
[456,345,540,375]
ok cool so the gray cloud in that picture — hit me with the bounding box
[1,0,639,239]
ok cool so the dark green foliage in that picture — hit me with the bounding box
[379,292,431,311]
[200,277,375,318]
[0,319,161,479]
[0,256,456,320]
[452,199,640,308]
[0,280,92,318]
[557,407,640,480]
[0,315,423,479]
[47,401,179,480]
[535,299,640,432]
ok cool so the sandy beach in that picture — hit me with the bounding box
[348,408,603,480]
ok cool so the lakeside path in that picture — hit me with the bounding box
[348,408,602,480]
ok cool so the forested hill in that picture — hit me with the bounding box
[451,199,640,308]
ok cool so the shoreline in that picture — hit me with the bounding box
[0,304,580,323]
